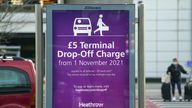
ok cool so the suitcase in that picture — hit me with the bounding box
[184,81,192,101]
[161,83,171,101]
[102,26,109,31]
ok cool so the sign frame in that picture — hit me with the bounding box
[46,4,135,108]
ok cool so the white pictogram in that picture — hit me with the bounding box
[73,18,92,36]
[73,15,109,36]
[94,14,109,36]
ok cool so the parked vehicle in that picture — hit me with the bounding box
[0,56,36,108]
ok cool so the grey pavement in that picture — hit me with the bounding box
[151,98,192,108]
[136,83,192,108]
[136,83,162,99]
[136,83,187,99]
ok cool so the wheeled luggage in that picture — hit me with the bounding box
[161,83,171,101]
[161,74,171,101]
[184,75,192,102]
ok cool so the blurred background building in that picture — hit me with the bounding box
[143,0,192,79]
[0,0,191,79]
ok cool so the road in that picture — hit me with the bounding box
[150,98,192,108]
[136,83,192,108]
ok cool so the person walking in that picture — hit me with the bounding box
[94,14,106,36]
[167,58,188,101]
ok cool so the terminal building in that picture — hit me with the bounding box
[0,0,191,79]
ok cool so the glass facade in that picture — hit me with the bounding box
[143,0,192,78]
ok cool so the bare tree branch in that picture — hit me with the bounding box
[0,0,36,44]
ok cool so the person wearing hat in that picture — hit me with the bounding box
[167,58,188,101]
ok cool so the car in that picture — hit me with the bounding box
[0,55,35,108]
[73,18,92,36]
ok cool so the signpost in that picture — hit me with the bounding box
[35,4,43,108]
[46,5,135,108]
[138,2,145,108]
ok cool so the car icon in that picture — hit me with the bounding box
[73,18,92,36]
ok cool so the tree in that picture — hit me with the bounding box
[0,0,38,44]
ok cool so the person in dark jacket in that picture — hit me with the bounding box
[167,58,188,101]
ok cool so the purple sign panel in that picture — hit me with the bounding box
[52,10,130,108]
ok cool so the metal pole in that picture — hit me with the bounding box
[57,0,64,4]
[138,2,145,108]
[35,4,43,108]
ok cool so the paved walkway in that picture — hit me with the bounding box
[136,83,192,108]
[150,98,192,108]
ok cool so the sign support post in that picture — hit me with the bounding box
[138,2,146,108]
[35,4,44,108]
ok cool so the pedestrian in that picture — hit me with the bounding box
[94,14,106,36]
[167,58,188,101]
